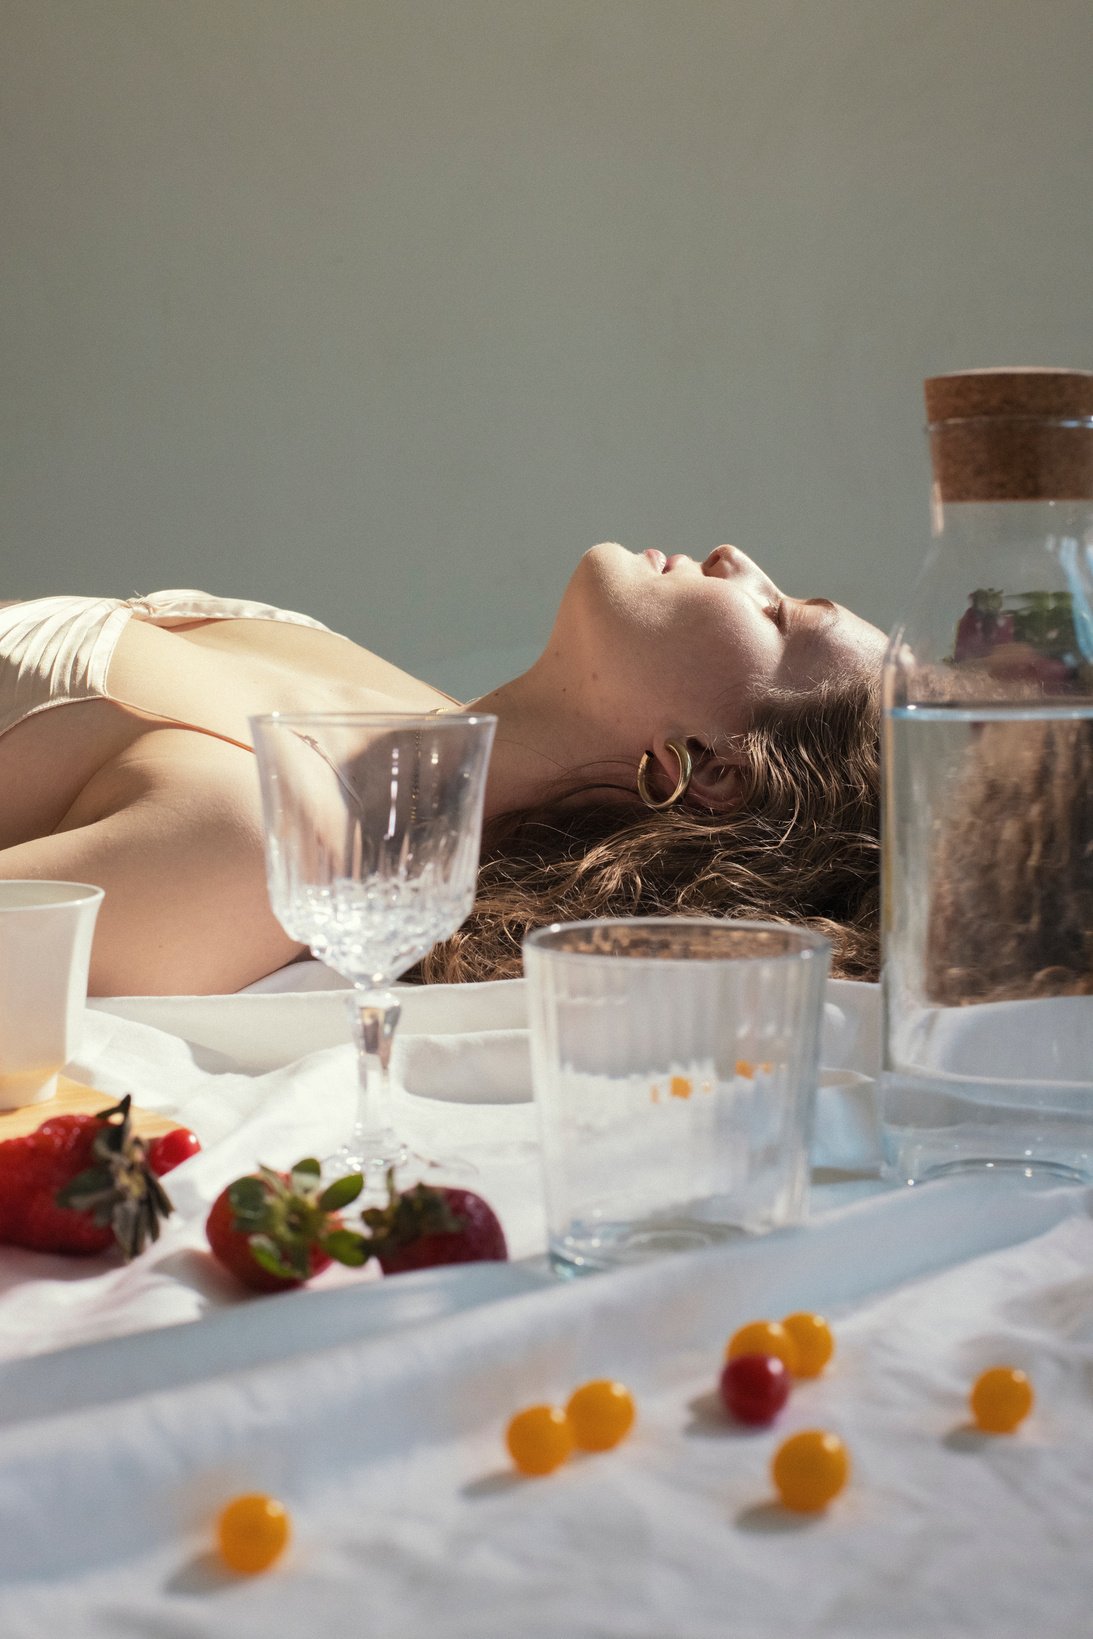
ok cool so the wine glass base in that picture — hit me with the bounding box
[321,1141,477,1192]
[321,1135,409,1181]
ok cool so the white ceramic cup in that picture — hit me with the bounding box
[0,881,104,1109]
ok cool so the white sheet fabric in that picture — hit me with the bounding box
[2,978,872,1367]
[1,976,1089,1633]
[0,1178,1089,1636]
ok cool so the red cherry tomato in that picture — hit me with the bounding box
[719,1353,791,1425]
[146,1126,202,1176]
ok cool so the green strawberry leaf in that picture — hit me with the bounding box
[248,1235,301,1281]
[228,1177,269,1226]
[318,1174,364,1212]
[320,1229,369,1267]
[55,1164,114,1210]
[47,1096,174,1261]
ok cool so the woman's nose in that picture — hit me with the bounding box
[702,545,748,577]
[704,545,780,598]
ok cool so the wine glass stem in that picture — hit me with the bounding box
[348,988,403,1167]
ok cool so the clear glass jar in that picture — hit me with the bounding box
[880,368,1093,1183]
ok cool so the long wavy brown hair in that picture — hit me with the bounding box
[419,673,881,984]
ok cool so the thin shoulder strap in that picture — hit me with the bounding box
[107,696,256,754]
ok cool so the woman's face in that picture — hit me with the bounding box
[552,541,887,742]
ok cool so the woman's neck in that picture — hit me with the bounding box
[468,665,631,820]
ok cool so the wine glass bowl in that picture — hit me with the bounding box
[250,712,496,1178]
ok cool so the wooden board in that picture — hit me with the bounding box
[0,1076,177,1141]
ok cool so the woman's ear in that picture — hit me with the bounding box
[684,738,747,813]
[647,736,746,813]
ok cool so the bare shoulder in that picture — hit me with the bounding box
[0,730,302,995]
[55,726,266,832]
[0,700,140,849]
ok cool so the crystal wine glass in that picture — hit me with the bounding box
[250,711,496,1180]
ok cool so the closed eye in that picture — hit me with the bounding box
[768,598,787,633]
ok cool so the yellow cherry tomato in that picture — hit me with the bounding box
[772,1430,850,1512]
[726,1320,800,1375]
[781,1313,835,1378]
[216,1493,291,1575]
[970,1366,1034,1434]
[506,1404,575,1476]
[565,1380,636,1451]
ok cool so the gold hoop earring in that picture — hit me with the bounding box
[636,739,693,810]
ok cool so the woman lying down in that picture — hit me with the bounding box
[0,543,885,995]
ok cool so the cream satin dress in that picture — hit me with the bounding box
[0,591,333,752]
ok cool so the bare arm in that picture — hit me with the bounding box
[0,737,303,995]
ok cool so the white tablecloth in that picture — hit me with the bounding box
[0,976,1089,1635]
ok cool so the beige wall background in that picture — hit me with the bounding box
[2,0,1090,696]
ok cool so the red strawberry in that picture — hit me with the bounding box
[359,1173,508,1275]
[0,1097,173,1258]
[146,1126,202,1176]
[205,1160,367,1293]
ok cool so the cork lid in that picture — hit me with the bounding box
[925,368,1093,425]
[924,368,1093,501]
